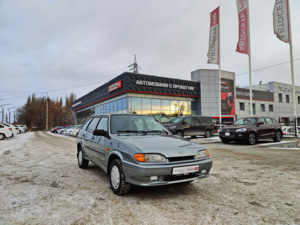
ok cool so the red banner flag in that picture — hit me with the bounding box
[236,0,249,54]
[207,7,220,64]
[273,0,290,43]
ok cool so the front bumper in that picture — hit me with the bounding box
[219,131,248,142]
[122,158,213,186]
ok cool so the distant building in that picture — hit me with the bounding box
[72,70,300,125]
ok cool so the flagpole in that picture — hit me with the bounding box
[287,0,297,135]
[218,8,222,125]
[247,0,253,116]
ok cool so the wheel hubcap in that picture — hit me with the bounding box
[111,166,120,189]
[249,134,255,144]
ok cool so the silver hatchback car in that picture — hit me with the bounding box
[77,114,213,195]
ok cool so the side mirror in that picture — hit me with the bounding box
[257,122,264,127]
[93,129,108,137]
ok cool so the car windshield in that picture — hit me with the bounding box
[234,118,257,125]
[169,117,184,124]
[111,115,168,135]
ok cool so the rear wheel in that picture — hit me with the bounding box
[77,147,89,169]
[247,132,257,145]
[273,131,282,142]
[109,159,131,195]
[205,130,211,138]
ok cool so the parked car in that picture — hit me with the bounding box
[77,114,213,195]
[0,124,13,140]
[51,126,64,133]
[281,126,300,136]
[15,124,28,133]
[163,116,214,138]
[68,125,82,137]
[0,123,18,137]
[219,116,282,145]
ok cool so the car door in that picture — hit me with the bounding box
[191,117,202,136]
[83,117,100,160]
[182,117,193,136]
[89,116,109,166]
[264,117,277,138]
[256,117,267,139]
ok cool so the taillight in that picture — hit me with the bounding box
[8,128,12,131]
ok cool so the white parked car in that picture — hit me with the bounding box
[0,124,13,140]
[15,124,28,133]
[68,125,82,137]
[0,123,18,137]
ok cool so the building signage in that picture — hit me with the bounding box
[108,80,123,92]
[135,80,195,91]
[236,87,274,101]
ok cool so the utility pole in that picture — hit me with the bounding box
[128,54,141,74]
[46,93,49,131]
[0,104,9,123]
[8,107,15,124]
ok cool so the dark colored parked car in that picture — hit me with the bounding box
[163,116,214,138]
[77,114,213,195]
[219,116,282,145]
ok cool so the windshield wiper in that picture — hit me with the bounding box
[146,130,169,135]
[117,130,147,136]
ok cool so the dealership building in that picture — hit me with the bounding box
[72,69,300,125]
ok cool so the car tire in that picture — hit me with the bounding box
[109,159,131,195]
[205,130,211,138]
[176,131,184,137]
[247,132,257,145]
[77,147,89,169]
[273,131,282,142]
[0,134,4,140]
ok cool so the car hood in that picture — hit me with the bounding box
[115,135,205,157]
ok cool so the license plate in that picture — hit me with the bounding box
[225,132,230,136]
[172,165,199,175]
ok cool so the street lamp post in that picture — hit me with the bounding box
[8,107,15,124]
[0,104,9,123]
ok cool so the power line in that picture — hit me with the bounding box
[236,58,300,76]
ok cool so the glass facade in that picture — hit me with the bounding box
[75,96,196,124]
[128,97,195,122]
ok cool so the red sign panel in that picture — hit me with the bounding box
[108,80,123,92]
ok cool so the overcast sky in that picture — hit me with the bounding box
[0,0,300,115]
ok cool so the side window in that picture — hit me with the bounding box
[183,117,192,125]
[0,125,3,128]
[86,118,100,133]
[192,117,200,126]
[265,118,273,124]
[257,118,265,124]
[82,118,93,131]
[96,117,108,131]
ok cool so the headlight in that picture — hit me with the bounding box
[194,150,210,159]
[170,126,176,130]
[236,128,246,132]
[134,153,167,163]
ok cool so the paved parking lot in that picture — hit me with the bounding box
[0,132,299,225]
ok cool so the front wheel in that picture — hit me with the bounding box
[247,132,257,145]
[109,159,131,195]
[78,147,89,169]
[0,134,4,140]
[176,131,184,137]
[273,131,282,142]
